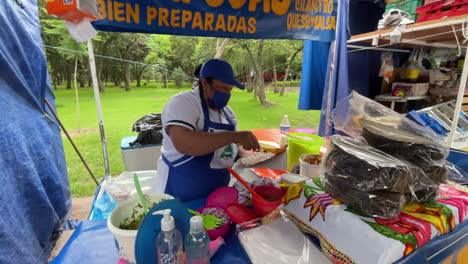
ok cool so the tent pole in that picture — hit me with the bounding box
[87,39,111,180]
[447,43,468,147]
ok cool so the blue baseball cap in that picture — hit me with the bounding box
[199,59,245,90]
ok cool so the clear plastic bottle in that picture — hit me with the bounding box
[280,115,290,132]
[185,216,210,264]
[153,209,184,264]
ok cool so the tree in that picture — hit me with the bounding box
[145,35,172,88]
[109,33,144,91]
[172,67,186,88]
[93,32,117,92]
[242,40,269,105]
[214,38,230,58]
[281,44,303,96]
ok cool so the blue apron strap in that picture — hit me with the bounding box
[199,89,211,132]
[221,108,234,127]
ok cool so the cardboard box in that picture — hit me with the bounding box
[392,82,429,96]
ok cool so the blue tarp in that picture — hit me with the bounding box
[0,1,71,263]
[298,40,331,110]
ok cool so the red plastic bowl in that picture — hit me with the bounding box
[197,206,231,240]
[226,203,259,228]
[252,185,283,217]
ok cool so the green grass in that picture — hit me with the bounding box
[54,82,320,197]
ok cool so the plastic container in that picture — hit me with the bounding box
[226,203,259,228]
[107,193,174,264]
[206,187,238,209]
[299,154,321,178]
[154,209,184,264]
[196,206,231,240]
[385,0,424,20]
[287,133,324,170]
[121,136,162,171]
[280,115,290,132]
[291,128,316,134]
[185,216,210,264]
[252,185,284,217]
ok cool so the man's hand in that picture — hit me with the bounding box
[234,131,260,152]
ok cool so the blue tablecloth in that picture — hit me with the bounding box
[52,199,251,264]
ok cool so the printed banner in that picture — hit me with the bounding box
[92,0,337,41]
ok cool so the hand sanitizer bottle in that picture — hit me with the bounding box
[185,216,210,264]
[153,209,184,264]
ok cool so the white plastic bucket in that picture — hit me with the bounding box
[107,193,174,264]
[299,154,321,178]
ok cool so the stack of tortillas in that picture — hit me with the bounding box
[238,141,285,166]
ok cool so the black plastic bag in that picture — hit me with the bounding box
[130,130,163,146]
[130,113,163,146]
[132,113,162,133]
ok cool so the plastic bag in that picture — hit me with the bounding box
[445,161,468,185]
[103,171,157,204]
[132,113,162,133]
[332,91,449,169]
[90,191,118,220]
[130,130,163,146]
[131,113,163,146]
[237,210,331,264]
[322,136,438,218]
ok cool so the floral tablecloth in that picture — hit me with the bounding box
[283,178,468,264]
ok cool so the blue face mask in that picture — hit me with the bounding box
[208,89,231,109]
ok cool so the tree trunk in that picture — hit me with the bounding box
[123,62,131,91]
[66,70,72,89]
[272,48,279,93]
[214,38,230,58]
[243,48,256,95]
[135,65,148,88]
[163,70,168,88]
[97,59,105,92]
[52,75,58,90]
[242,41,268,105]
[255,40,268,105]
[281,47,303,96]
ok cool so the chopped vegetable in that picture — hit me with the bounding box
[201,207,230,225]
[119,198,167,230]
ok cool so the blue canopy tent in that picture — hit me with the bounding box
[0,1,71,263]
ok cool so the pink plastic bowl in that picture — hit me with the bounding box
[196,206,232,240]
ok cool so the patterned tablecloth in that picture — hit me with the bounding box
[283,178,468,264]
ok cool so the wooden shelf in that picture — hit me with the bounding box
[348,15,468,49]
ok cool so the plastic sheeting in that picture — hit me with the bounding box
[298,41,331,110]
[0,1,71,263]
[318,0,350,137]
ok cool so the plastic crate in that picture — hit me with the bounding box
[416,0,468,22]
[386,0,425,20]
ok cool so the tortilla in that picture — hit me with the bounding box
[239,151,275,166]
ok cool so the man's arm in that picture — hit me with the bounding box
[167,125,259,156]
